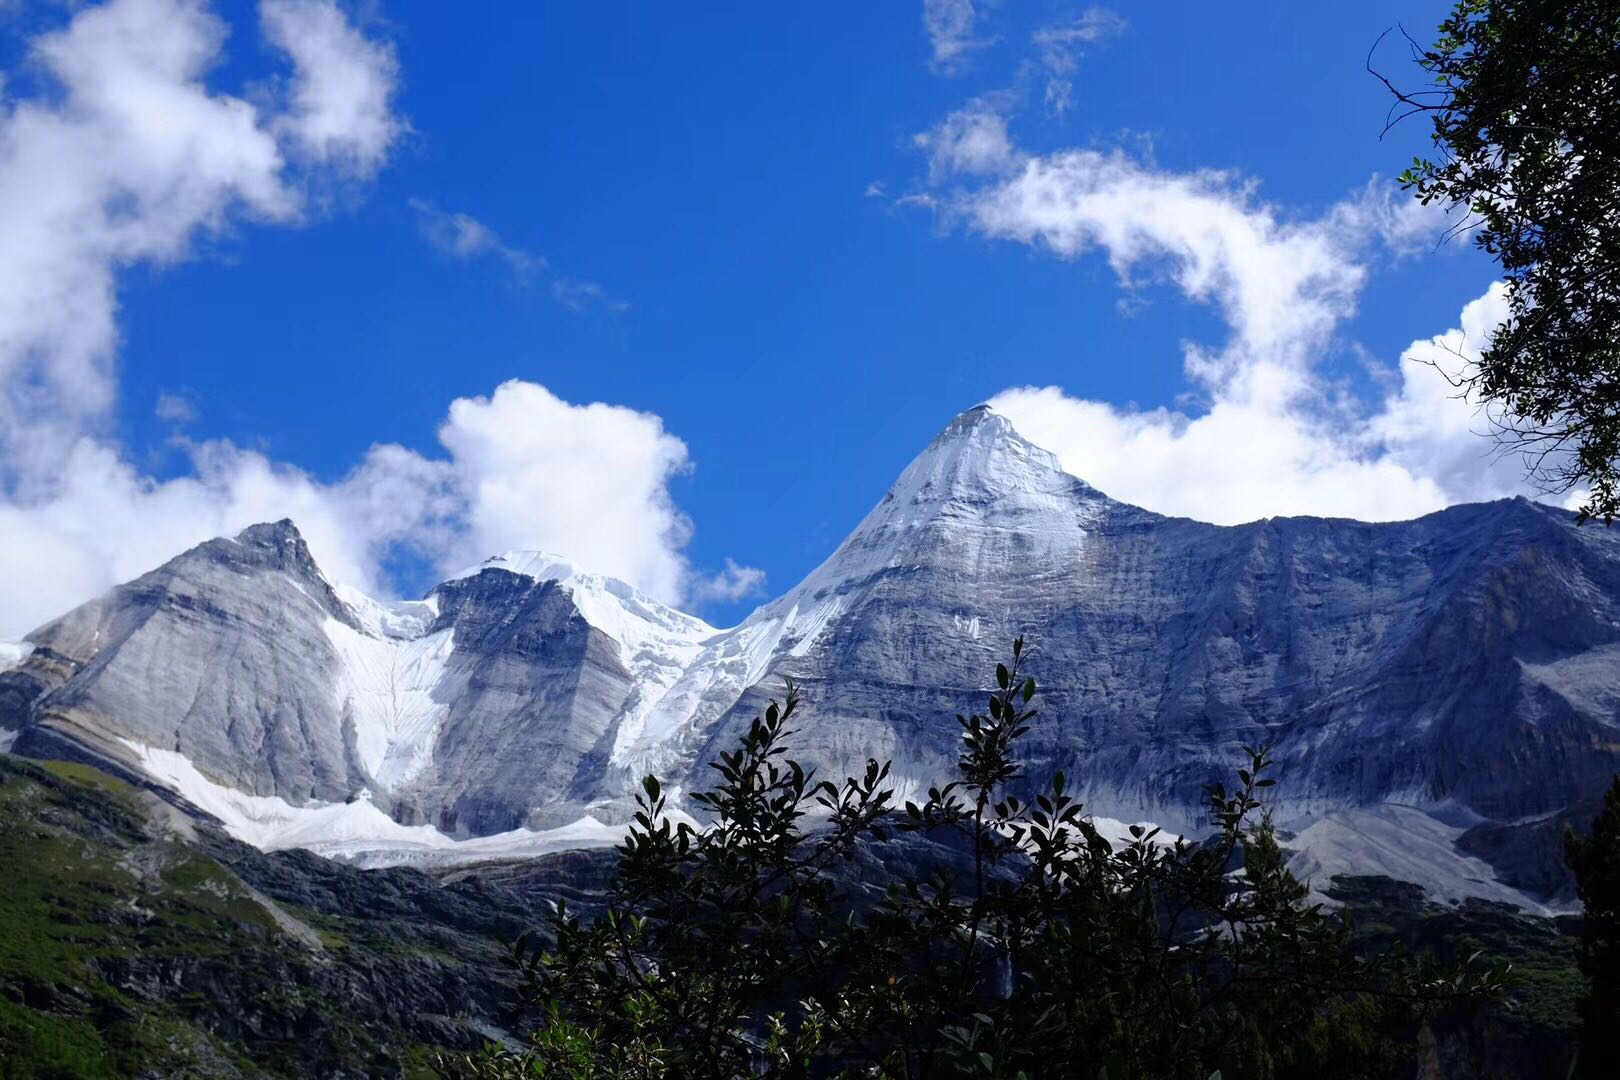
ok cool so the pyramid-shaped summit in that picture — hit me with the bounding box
[883,404,1108,510]
[798,405,1124,595]
[596,406,1129,781]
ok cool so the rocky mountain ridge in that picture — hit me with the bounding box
[4,406,1619,908]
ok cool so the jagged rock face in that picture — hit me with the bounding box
[4,406,1620,876]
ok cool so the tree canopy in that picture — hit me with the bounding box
[1383,0,1620,518]
[445,641,1502,1079]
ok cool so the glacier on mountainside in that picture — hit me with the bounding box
[322,617,459,790]
[120,735,701,870]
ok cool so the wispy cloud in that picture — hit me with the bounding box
[923,0,992,73]
[1032,7,1126,116]
[154,392,199,426]
[409,198,541,276]
[552,277,629,313]
[409,198,627,311]
[914,96,1021,180]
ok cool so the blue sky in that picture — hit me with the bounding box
[0,1,1526,635]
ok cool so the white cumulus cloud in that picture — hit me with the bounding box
[260,0,402,176]
[0,1,747,639]
[950,147,1548,522]
[434,381,698,603]
[902,5,1539,525]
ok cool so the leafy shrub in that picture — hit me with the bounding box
[446,640,1503,1079]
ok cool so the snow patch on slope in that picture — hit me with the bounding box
[319,555,720,802]
[610,611,793,772]
[120,738,638,868]
[322,617,460,789]
[1284,805,1563,915]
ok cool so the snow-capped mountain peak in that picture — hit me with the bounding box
[600,407,1120,779]
[334,584,440,641]
[897,404,1072,501]
[7,407,1620,912]
[784,405,1115,605]
[887,404,1105,509]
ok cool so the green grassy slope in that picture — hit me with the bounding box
[0,757,464,1079]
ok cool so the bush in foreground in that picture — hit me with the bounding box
[446,640,1503,1079]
